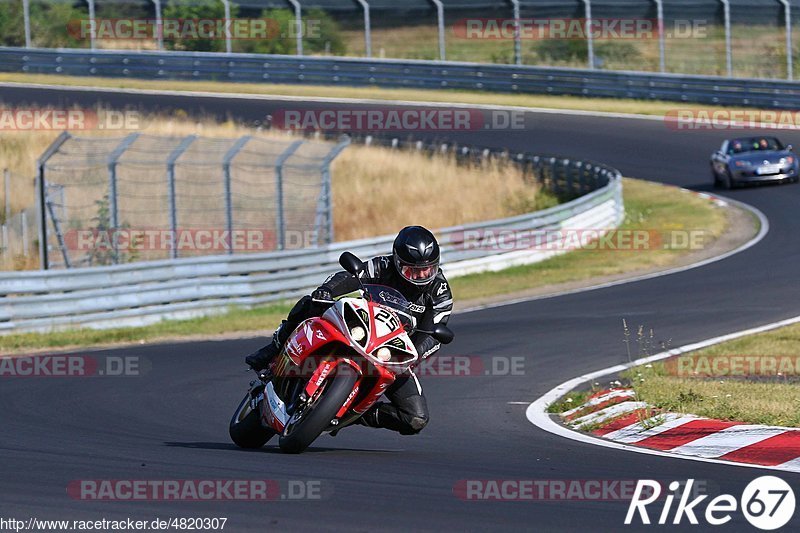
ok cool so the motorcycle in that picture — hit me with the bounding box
[229,251,454,454]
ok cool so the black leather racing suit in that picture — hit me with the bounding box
[279,255,453,435]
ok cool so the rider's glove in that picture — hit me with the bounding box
[311,287,334,304]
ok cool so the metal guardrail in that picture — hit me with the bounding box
[0,151,623,334]
[2,47,800,109]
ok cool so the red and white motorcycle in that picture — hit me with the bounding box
[229,252,453,454]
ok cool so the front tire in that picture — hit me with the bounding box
[721,170,734,190]
[279,364,359,454]
[229,393,275,449]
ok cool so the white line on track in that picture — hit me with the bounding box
[6,84,788,474]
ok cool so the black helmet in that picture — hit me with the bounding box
[392,226,440,286]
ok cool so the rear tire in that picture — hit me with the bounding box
[279,364,359,454]
[229,393,275,449]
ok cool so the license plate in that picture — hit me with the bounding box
[757,165,782,175]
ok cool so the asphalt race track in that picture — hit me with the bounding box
[1,85,799,531]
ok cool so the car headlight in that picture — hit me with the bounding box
[781,156,795,165]
[734,160,752,168]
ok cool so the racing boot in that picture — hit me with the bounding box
[245,321,289,373]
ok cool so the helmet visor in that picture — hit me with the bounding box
[397,261,439,285]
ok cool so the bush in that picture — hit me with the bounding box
[238,8,346,56]
[28,2,90,48]
[534,39,641,68]
[164,0,231,53]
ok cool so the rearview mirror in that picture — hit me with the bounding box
[339,251,365,277]
[431,324,454,345]
[788,144,794,152]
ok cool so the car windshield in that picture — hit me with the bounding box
[728,137,784,154]
[364,284,415,331]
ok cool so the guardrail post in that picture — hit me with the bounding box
[107,133,139,264]
[287,0,303,55]
[152,0,163,50]
[274,140,304,250]
[582,0,594,69]
[22,0,31,48]
[166,135,196,259]
[654,0,665,72]
[356,0,372,57]
[222,135,251,255]
[317,137,350,245]
[21,210,29,256]
[779,0,793,80]
[220,0,232,54]
[36,132,71,270]
[720,0,732,76]
[3,169,9,228]
[510,0,522,65]
[430,0,446,61]
[86,0,96,50]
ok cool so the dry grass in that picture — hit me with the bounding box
[0,72,764,118]
[0,111,549,268]
[331,144,554,240]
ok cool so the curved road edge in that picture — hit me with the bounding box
[460,194,768,315]
[522,198,798,473]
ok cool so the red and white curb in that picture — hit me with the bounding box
[527,314,800,475]
[561,388,800,472]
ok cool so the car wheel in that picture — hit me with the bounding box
[721,171,733,190]
[711,166,720,186]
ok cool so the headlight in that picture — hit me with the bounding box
[350,326,366,342]
[375,347,392,362]
[782,156,795,165]
[734,160,751,167]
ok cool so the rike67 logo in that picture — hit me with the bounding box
[626,477,795,530]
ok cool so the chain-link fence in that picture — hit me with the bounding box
[36,132,349,269]
[0,169,37,270]
[2,0,799,79]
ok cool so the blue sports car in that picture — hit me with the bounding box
[710,136,799,189]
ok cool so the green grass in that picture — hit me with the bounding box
[450,178,728,301]
[0,303,290,353]
[621,323,800,427]
[546,390,590,414]
[0,178,730,354]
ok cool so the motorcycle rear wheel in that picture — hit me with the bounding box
[279,364,359,454]
[229,393,275,449]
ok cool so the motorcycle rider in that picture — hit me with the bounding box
[245,225,453,436]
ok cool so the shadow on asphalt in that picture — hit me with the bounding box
[163,441,403,454]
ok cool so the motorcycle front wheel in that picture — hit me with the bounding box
[278,364,359,454]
